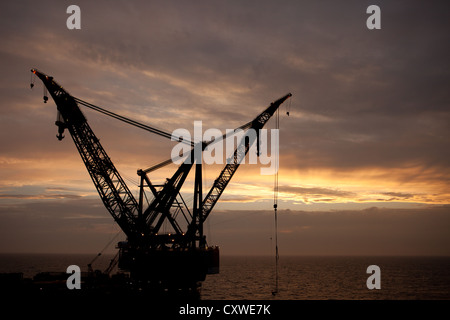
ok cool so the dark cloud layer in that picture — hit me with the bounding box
[2,1,449,171]
[279,186,355,198]
[2,199,448,255]
[210,206,450,256]
[0,198,121,253]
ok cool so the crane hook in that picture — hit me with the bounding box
[30,71,35,89]
[55,111,66,140]
[43,86,48,103]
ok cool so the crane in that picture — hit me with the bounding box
[31,68,291,294]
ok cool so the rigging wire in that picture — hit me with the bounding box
[73,96,253,174]
[141,120,253,174]
[121,172,140,187]
[43,86,48,103]
[286,94,292,116]
[88,229,122,272]
[30,72,35,89]
[74,97,194,147]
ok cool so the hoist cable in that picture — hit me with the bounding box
[74,97,194,147]
[272,108,280,296]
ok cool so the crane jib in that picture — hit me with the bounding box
[31,68,141,239]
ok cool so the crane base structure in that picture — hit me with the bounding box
[118,245,219,293]
[28,68,291,297]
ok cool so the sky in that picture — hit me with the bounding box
[0,0,449,255]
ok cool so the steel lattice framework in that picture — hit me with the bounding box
[31,68,291,290]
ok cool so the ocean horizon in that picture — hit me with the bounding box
[1,253,449,300]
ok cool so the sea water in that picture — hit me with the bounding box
[1,254,449,300]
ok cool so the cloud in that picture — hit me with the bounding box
[218,195,265,203]
[0,198,121,253]
[279,186,355,198]
[209,206,450,256]
[380,192,414,200]
[0,194,82,200]
[0,0,449,256]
